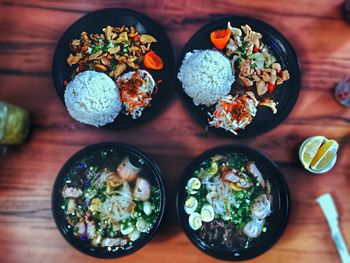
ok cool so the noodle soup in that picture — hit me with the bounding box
[177,145,290,260]
[183,153,272,249]
[52,143,164,257]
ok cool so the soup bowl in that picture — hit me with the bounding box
[176,144,290,260]
[52,142,165,258]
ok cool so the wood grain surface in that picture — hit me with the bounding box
[0,0,349,262]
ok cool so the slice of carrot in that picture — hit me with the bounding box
[210,29,230,50]
[144,51,164,70]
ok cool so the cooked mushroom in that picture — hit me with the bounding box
[94,63,108,72]
[128,26,138,37]
[140,44,150,53]
[113,25,125,33]
[101,57,111,67]
[107,46,120,54]
[127,56,139,69]
[115,54,128,64]
[103,26,113,41]
[113,63,127,78]
[140,34,157,44]
[67,53,82,66]
[81,32,89,43]
[71,39,81,46]
[115,32,128,43]
[88,50,103,61]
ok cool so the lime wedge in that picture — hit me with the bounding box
[300,136,325,169]
[310,140,338,171]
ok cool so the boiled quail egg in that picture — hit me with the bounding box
[200,204,215,222]
[188,212,202,231]
[187,177,201,194]
[184,196,198,214]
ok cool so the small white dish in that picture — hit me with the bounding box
[298,137,337,174]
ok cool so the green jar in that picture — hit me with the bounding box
[0,102,30,145]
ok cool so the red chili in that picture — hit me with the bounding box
[267,83,276,93]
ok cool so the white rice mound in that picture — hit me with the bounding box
[64,71,122,127]
[177,49,235,106]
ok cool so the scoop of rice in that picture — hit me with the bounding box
[177,49,235,106]
[64,71,122,127]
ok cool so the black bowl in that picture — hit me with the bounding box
[177,16,301,138]
[52,8,176,129]
[52,142,166,258]
[176,144,290,260]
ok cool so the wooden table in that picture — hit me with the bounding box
[0,0,349,262]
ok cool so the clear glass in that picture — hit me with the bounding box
[0,101,30,145]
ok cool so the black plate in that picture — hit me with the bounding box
[176,145,290,260]
[52,142,166,258]
[52,8,176,128]
[177,16,301,138]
